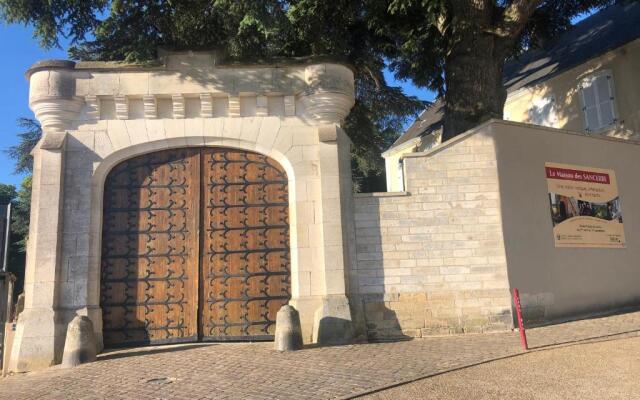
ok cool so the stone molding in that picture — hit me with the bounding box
[26,53,355,129]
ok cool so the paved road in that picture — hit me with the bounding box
[360,335,640,400]
[1,311,639,399]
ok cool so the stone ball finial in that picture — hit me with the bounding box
[61,315,97,368]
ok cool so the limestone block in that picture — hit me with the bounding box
[172,94,185,119]
[107,120,131,150]
[228,96,240,117]
[222,118,242,142]
[164,119,185,139]
[146,119,167,142]
[185,119,205,145]
[61,315,97,368]
[200,93,214,118]
[239,117,262,144]
[143,95,157,118]
[84,95,100,121]
[203,118,225,144]
[274,305,303,351]
[114,95,128,120]
[117,72,149,94]
[125,120,149,145]
[267,96,285,116]
[256,95,268,117]
[284,95,296,116]
[8,308,61,372]
[255,117,281,151]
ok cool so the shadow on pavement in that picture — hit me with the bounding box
[99,343,216,361]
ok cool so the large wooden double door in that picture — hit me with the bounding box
[100,148,291,347]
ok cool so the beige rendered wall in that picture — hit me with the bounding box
[504,39,640,139]
[352,128,513,339]
[493,121,640,324]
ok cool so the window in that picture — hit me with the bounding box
[528,95,558,127]
[579,71,617,132]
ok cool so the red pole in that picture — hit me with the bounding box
[512,288,528,350]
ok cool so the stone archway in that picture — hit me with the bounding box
[100,147,291,347]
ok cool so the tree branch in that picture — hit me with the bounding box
[495,0,543,39]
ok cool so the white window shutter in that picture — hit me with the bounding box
[598,73,616,126]
[580,71,617,132]
[580,80,599,132]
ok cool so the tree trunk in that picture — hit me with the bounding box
[442,1,508,141]
[442,36,507,141]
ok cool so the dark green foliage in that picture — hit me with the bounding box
[0,184,17,205]
[10,177,31,253]
[6,118,42,174]
[0,178,30,296]
[2,118,40,294]
[0,0,626,187]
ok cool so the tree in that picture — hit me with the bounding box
[0,179,30,297]
[0,0,423,191]
[2,118,41,296]
[375,0,619,140]
[5,118,40,251]
[0,0,622,172]
[0,183,17,205]
[6,118,42,174]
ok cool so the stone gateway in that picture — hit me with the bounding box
[10,52,358,371]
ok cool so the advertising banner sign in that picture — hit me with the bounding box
[546,162,625,248]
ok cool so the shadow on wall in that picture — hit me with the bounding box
[352,194,411,342]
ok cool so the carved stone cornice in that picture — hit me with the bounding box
[26,54,356,127]
[28,62,84,133]
[299,64,355,125]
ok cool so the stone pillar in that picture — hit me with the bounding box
[310,125,356,345]
[9,61,82,372]
[297,64,357,345]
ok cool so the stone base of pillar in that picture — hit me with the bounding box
[288,296,323,343]
[312,295,355,346]
[8,308,66,372]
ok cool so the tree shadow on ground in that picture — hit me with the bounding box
[99,343,216,361]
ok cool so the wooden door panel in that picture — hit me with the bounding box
[200,149,291,340]
[101,149,201,347]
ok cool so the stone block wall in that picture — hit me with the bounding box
[350,129,513,339]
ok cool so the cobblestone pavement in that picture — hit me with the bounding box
[359,335,640,400]
[2,311,640,400]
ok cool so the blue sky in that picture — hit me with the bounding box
[0,24,67,187]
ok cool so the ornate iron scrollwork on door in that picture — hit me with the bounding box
[100,147,291,347]
[100,149,200,347]
[200,149,291,340]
